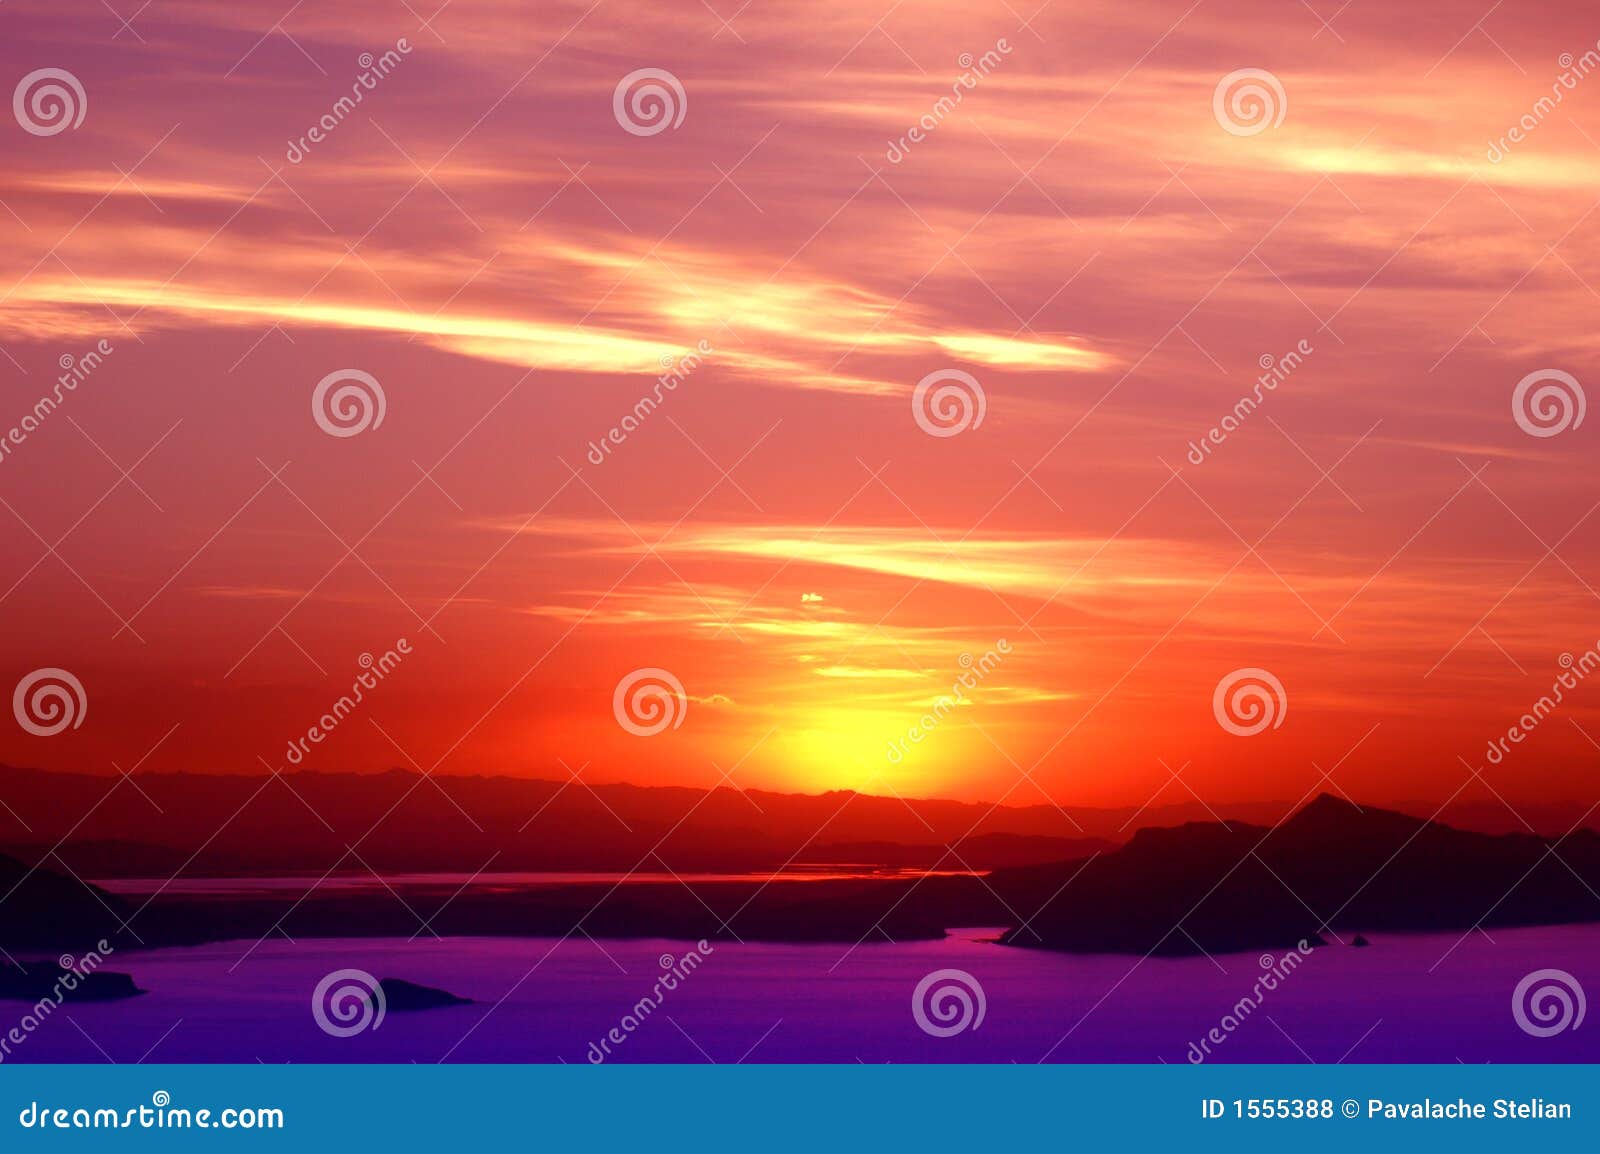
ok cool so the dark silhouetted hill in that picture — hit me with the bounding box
[0,852,133,951]
[997,795,1600,955]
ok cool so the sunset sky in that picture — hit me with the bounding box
[3,0,1600,812]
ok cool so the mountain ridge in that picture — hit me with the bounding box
[3,764,1595,879]
[996,793,1600,955]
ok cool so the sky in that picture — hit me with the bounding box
[3,0,1600,813]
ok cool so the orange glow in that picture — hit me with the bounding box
[3,0,1599,816]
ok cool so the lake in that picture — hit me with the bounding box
[6,924,1596,1063]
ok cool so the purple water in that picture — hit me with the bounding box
[6,925,1595,1063]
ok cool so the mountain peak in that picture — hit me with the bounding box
[1299,792,1363,817]
[1282,793,1433,846]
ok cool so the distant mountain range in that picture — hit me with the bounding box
[2,764,1594,879]
[0,763,1121,877]
[4,790,1599,957]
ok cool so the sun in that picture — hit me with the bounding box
[763,705,979,798]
